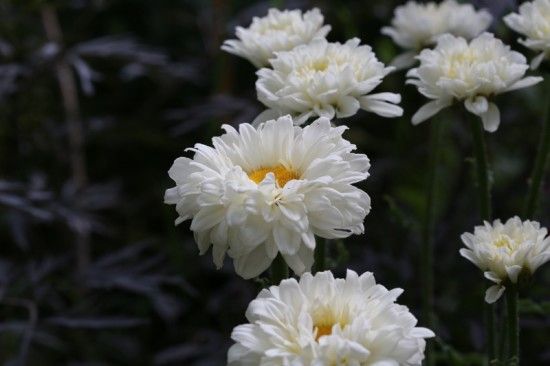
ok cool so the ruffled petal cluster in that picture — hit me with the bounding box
[221,8,330,68]
[407,33,542,132]
[164,116,371,279]
[255,38,403,125]
[382,0,492,69]
[228,270,434,365]
[504,0,550,69]
[460,217,550,303]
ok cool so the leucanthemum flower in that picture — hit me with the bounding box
[228,270,435,365]
[164,116,371,279]
[460,217,550,303]
[382,0,492,69]
[504,0,550,69]
[406,33,543,132]
[255,38,403,125]
[221,8,330,68]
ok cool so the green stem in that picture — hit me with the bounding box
[270,254,289,285]
[469,118,492,221]
[486,302,498,365]
[524,77,550,218]
[506,285,519,366]
[422,118,444,366]
[314,238,327,273]
[469,117,497,364]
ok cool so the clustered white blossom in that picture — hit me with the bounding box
[407,33,542,132]
[165,5,550,364]
[255,38,402,125]
[460,217,550,303]
[221,8,330,68]
[228,270,434,366]
[165,116,371,279]
[504,0,550,69]
[382,0,492,69]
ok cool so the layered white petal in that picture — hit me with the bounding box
[221,8,330,68]
[228,270,434,365]
[460,217,550,303]
[256,38,400,124]
[165,116,371,279]
[504,0,550,69]
[407,33,542,131]
[383,0,491,68]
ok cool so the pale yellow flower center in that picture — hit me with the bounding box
[311,305,349,341]
[493,235,519,253]
[446,51,477,78]
[248,165,299,187]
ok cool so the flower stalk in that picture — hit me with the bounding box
[506,284,519,366]
[469,116,497,363]
[469,118,492,221]
[524,76,550,218]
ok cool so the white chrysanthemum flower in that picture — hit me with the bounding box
[382,0,492,69]
[221,8,330,68]
[228,270,435,365]
[406,33,543,132]
[504,0,550,69]
[460,217,550,304]
[164,116,371,279]
[255,38,403,126]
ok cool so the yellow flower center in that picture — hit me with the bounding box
[311,305,349,342]
[493,235,517,252]
[248,165,299,187]
[314,324,334,341]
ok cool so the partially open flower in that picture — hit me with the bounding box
[407,33,542,132]
[382,0,492,69]
[504,0,550,69]
[228,270,435,365]
[164,116,371,279]
[460,217,550,303]
[255,38,402,125]
[221,8,330,68]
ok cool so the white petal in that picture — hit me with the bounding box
[504,76,543,93]
[479,103,500,133]
[505,265,523,283]
[464,96,488,116]
[252,109,282,127]
[485,285,505,304]
[359,93,403,118]
[389,51,417,70]
[233,245,273,279]
[483,271,502,284]
[531,53,546,70]
[411,99,451,125]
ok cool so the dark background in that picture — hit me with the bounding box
[0,0,548,365]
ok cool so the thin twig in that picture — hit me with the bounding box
[41,5,90,275]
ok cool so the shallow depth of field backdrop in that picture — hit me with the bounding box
[0,0,549,365]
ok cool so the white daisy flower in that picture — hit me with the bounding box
[221,8,330,68]
[504,0,550,69]
[460,217,550,304]
[382,0,492,69]
[406,33,543,132]
[255,38,403,126]
[228,270,435,365]
[164,116,371,279]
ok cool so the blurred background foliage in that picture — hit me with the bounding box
[0,0,548,364]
